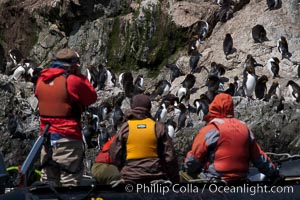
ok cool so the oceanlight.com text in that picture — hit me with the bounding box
[208,183,293,196]
[124,183,294,196]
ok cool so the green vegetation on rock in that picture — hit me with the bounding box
[107,3,187,75]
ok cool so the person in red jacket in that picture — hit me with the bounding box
[91,135,121,184]
[184,93,279,182]
[35,48,97,187]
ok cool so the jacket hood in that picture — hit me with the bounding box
[39,61,68,81]
[204,93,234,122]
[126,107,152,120]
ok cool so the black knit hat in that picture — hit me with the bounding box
[131,94,152,110]
[55,48,80,65]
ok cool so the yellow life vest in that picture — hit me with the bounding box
[126,118,158,160]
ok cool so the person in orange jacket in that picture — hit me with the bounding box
[35,48,97,187]
[91,135,121,184]
[185,93,279,182]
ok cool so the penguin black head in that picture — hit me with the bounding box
[224,83,235,96]
[272,80,279,87]
[181,74,196,89]
[246,54,253,60]
[200,93,209,100]
[225,33,232,39]
[206,74,220,85]
[258,75,268,83]
[177,103,187,112]
[205,75,221,95]
[244,54,255,68]
[245,65,255,74]
[280,36,287,44]
[273,57,280,64]
[286,80,296,87]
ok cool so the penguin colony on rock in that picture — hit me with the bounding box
[4,0,300,147]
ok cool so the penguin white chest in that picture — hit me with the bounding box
[162,84,170,96]
[267,61,274,77]
[167,125,176,139]
[118,73,124,88]
[12,65,26,80]
[198,109,204,121]
[289,85,297,100]
[245,74,256,96]
[139,78,144,89]
[105,70,114,87]
[177,87,187,102]
[160,107,167,122]
[86,69,92,83]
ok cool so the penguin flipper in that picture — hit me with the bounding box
[188,105,197,113]
[254,63,264,67]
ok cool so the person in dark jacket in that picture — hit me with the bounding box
[35,48,97,187]
[110,94,179,183]
[184,93,279,182]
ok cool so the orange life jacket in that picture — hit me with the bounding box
[95,135,117,164]
[36,75,73,117]
[126,118,158,160]
[210,118,250,177]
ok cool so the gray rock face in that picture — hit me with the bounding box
[0,75,39,167]
[234,97,300,154]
